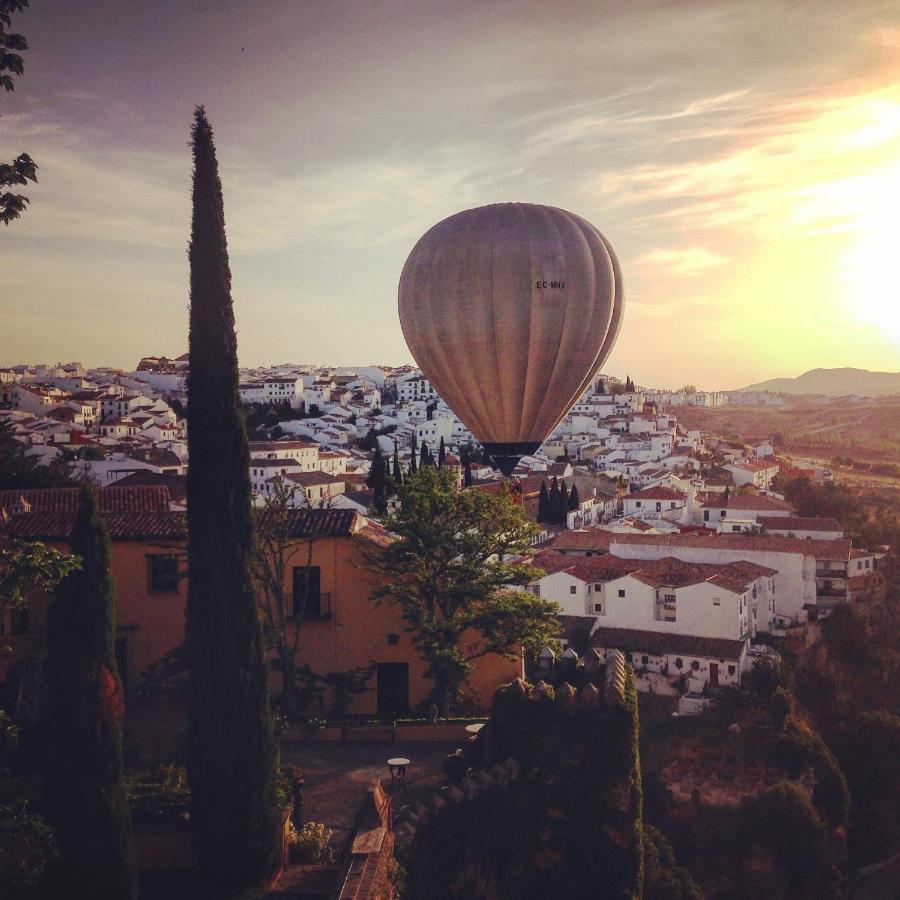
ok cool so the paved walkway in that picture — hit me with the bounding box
[281,740,460,852]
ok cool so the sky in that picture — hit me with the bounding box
[2,0,899,390]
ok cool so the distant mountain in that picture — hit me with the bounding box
[737,368,900,397]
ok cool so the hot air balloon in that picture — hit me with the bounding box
[398,203,624,476]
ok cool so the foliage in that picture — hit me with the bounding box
[0,538,79,615]
[828,711,900,865]
[406,672,643,899]
[769,686,792,727]
[366,445,389,514]
[288,821,334,864]
[252,479,318,718]
[41,485,136,898]
[643,825,702,900]
[185,106,279,888]
[0,800,58,895]
[126,765,191,826]
[0,419,74,488]
[370,467,560,713]
[136,643,189,701]
[1,1,36,225]
[744,656,792,702]
[765,728,849,826]
[294,662,375,718]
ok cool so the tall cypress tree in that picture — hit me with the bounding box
[568,484,581,511]
[420,440,429,467]
[185,107,278,888]
[559,482,570,526]
[548,477,561,525]
[410,434,418,473]
[367,446,388,514]
[392,448,403,487]
[438,436,446,468]
[42,485,136,899]
[538,480,549,522]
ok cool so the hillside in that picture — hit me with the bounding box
[675,396,900,464]
[737,368,900,397]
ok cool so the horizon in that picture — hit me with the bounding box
[3,1,899,389]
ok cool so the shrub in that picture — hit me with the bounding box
[288,821,334,864]
[126,765,191,826]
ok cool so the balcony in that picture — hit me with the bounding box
[817,587,846,599]
[816,568,847,579]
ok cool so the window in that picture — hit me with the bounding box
[594,603,604,613]
[387,633,400,646]
[720,510,726,517]
[703,510,710,522]
[292,566,322,618]
[691,660,700,671]
[713,597,720,606]
[655,502,662,511]
[674,658,683,669]
[148,555,179,592]
[570,585,577,594]
[618,589,626,598]
[641,655,649,665]
[732,525,741,533]
[635,501,642,508]
[728,665,736,675]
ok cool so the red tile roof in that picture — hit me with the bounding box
[543,530,613,553]
[610,532,852,560]
[626,487,685,501]
[757,516,842,533]
[0,485,172,514]
[724,493,793,512]
[5,510,186,541]
[591,626,746,661]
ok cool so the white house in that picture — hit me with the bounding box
[622,486,686,518]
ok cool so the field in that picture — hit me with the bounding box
[674,396,900,467]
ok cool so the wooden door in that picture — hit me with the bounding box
[377,663,409,720]
[709,663,719,687]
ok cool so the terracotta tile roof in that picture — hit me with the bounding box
[0,485,172,514]
[724,493,793,512]
[626,487,685,501]
[279,471,345,486]
[610,532,852,561]
[591,626,746,661]
[543,530,613,553]
[257,507,361,538]
[5,510,186,541]
[248,440,318,451]
[757,516,842,533]
[113,472,187,504]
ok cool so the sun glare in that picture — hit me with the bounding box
[839,162,900,342]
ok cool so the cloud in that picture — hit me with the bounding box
[635,247,730,277]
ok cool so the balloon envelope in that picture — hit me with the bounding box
[398,203,623,475]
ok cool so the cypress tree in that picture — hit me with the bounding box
[568,484,581,511]
[410,434,418,473]
[538,481,549,522]
[367,446,388,514]
[438,436,446,468]
[42,485,136,899]
[185,107,278,888]
[559,482,570,526]
[548,477,561,525]
[392,448,403,487]
[463,446,473,487]
[420,440,429,467]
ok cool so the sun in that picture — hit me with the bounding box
[839,163,900,343]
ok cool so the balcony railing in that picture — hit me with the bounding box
[816,568,847,578]
[286,591,333,620]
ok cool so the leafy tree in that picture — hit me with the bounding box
[0,419,74,488]
[828,712,900,864]
[643,825,702,899]
[1,0,37,225]
[0,539,79,618]
[184,107,278,888]
[370,467,560,714]
[252,479,318,719]
[367,445,388,514]
[41,486,136,898]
